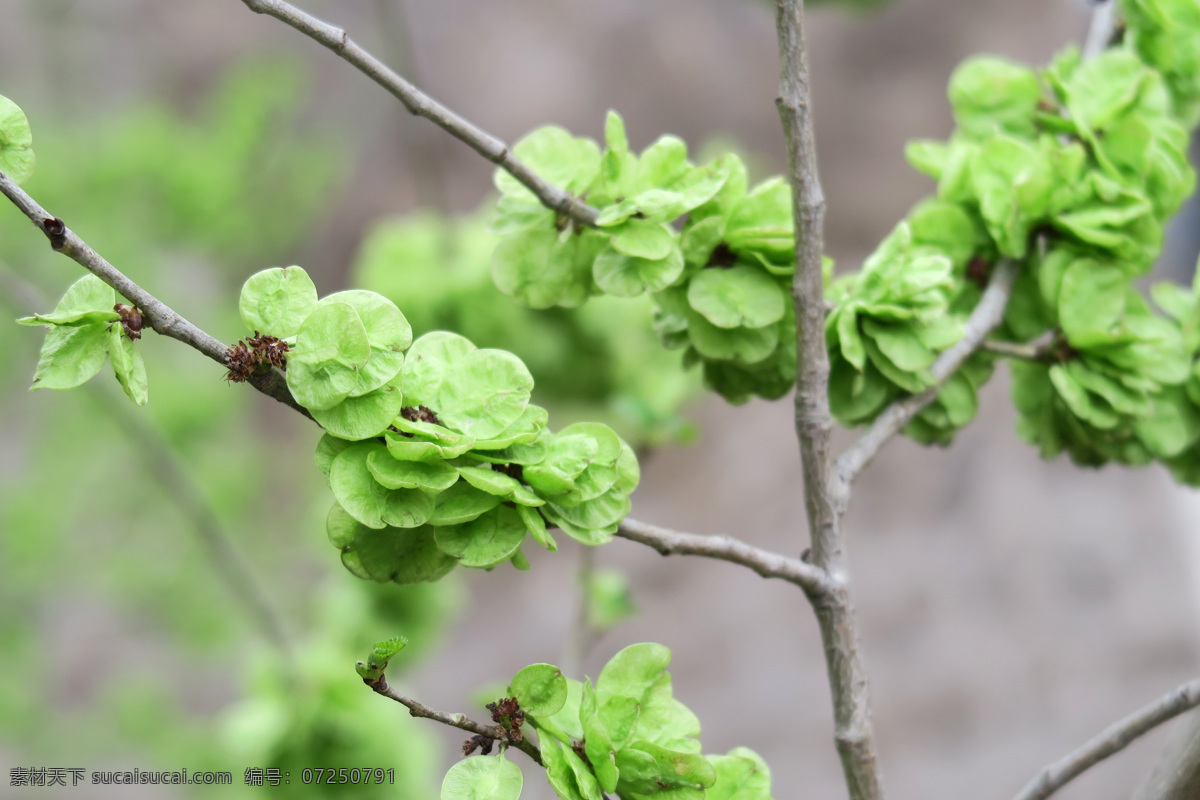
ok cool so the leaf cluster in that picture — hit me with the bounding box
[0,93,35,184]
[442,645,773,800]
[826,214,991,444]
[349,210,701,447]
[1121,0,1200,125]
[828,5,1200,453]
[237,266,641,585]
[354,635,408,682]
[490,112,797,404]
[18,275,147,405]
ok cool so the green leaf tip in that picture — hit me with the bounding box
[20,275,148,404]
[0,94,36,185]
[355,635,408,682]
[509,663,568,717]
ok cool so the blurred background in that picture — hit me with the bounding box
[1,0,1199,798]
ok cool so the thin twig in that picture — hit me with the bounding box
[775,2,884,799]
[833,258,1020,496]
[0,168,312,419]
[240,0,600,227]
[979,338,1048,362]
[366,675,543,766]
[615,518,834,595]
[1013,677,1200,800]
[1132,710,1200,800]
[1083,0,1118,62]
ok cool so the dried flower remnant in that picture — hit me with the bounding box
[224,331,290,382]
[401,404,442,426]
[462,734,494,757]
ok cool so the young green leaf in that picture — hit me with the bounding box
[494,125,600,200]
[541,739,603,800]
[330,442,395,529]
[687,265,786,330]
[28,325,110,392]
[707,747,774,800]
[315,434,353,481]
[286,301,371,411]
[685,308,779,364]
[326,502,359,549]
[509,663,568,717]
[310,380,404,441]
[518,503,556,552]
[947,57,1043,138]
[318,289,411,395]
[441,755,523,800]
[610,220,676,261]
[596,642,672,702]
[434,505,528,567]
[341,524,456,584]
[355,635,408,681]
[427,482,503,526]
[109,325,148,406]
[367,450,460,492]
[593,245,686,298]
[17,275,118,329]
[403,332,535,440]
[0,94,36,184]
[238,266,319,338]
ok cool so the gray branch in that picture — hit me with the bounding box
[240,0,600,227]
[1083,0,1119,62]
[616,518,834,595]
[1132,709,1200,800]
[775,2,884,798]
[1013,677,1200,800]
[0,168,312,419]
[979,337,1049,362]
[366,674,544,766]
[833,258,1020,495]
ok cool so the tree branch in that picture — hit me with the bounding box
[1083,0,1119,62]
[365,674,543,766]
[0,168,313,420]
[1013,677,1200,800]
[615,517,834,595]
[833,257,1020,495]
[240,0,600,227]
[1132,709,1200,800]
[979,337,1049,362]
[775,2,884,798]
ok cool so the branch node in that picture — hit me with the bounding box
[42,216,66,250]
